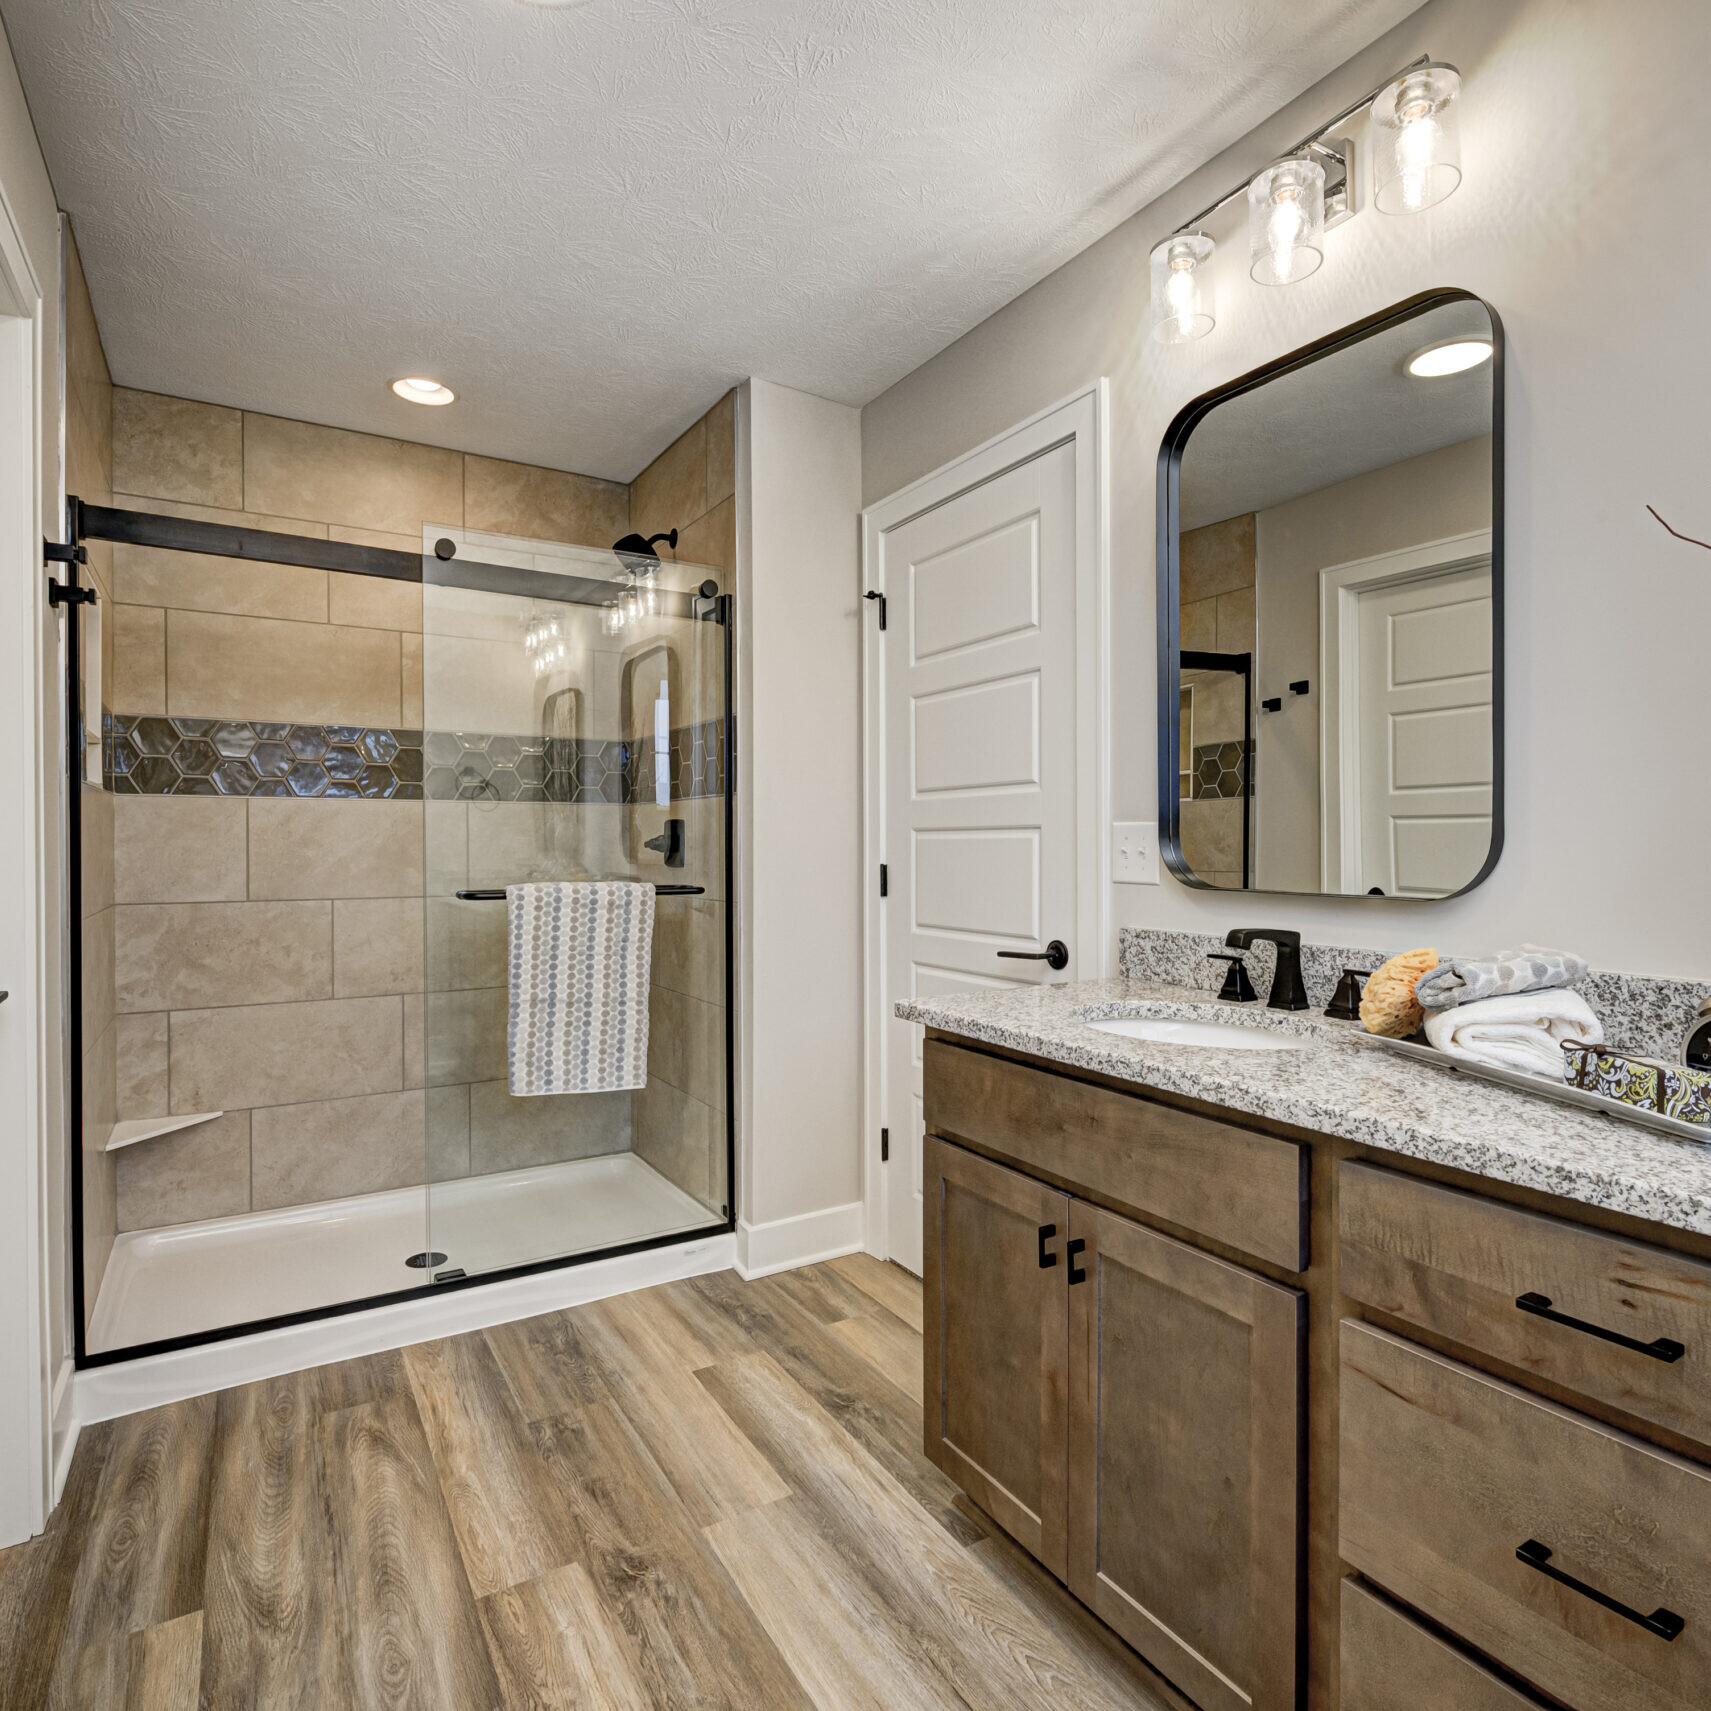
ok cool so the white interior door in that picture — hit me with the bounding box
[1355,561,1492,897]
[878,440,1079,1273]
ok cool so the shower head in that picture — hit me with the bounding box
[612,530,677,575]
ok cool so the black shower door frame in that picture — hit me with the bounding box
[60,497,738,1368]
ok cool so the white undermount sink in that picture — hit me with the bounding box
[1082,1016,1304,1051]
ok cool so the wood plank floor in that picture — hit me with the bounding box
[0,1261,1189,1710]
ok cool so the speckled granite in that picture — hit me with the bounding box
[896,977,1711,1237]
[1119,929,1711,1061]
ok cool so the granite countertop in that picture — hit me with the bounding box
[896,977,1711,1237]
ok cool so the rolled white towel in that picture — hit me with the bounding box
[1423,990,1603,1080]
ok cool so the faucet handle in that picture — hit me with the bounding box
[1207,952,1259,1004]
[1324,967,1369,1021]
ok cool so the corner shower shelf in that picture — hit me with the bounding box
[102,1111,224,1153]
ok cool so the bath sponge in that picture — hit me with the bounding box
[1360,948,1439,1038]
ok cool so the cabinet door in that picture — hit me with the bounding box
[923,1135,1070,1578]
[1067,1201,1303,1711]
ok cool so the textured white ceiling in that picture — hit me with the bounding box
[7,0,1423,479]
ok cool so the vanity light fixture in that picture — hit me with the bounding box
[1149,233,1216,343]
[1370,64,1462,215]
[1248,157,1326,286]
[1149,54,1462,336]
[1405,335,1492,377]
[391,376,455,406]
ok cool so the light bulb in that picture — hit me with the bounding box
[1371,65,1462,215]
[1148,233,1214,344]
[1247,158,1325,286]
[1267,186,1306,282]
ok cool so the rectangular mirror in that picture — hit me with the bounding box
[1158,290,1502,898]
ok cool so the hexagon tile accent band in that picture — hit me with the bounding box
[103,714,726,802]
[1190,739,1253,800]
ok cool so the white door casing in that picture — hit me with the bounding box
[1319,530,1494,898]
[862,386,1107,1274]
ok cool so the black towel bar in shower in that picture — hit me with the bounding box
[455,885,705,900]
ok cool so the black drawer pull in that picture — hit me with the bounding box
[1515,1292,1685,1362]
[1066,1237,1087,1285]
[1515,1539,1684,1641]
[1038,1223,1058,1269]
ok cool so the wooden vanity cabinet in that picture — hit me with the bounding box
[923,1133,1305,1711]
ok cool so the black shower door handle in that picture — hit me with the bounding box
[997,939,1069,971]
[1515,1293,1685,1362]
[1515,1540,1684,1640]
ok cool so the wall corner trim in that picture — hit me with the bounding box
[735,1200,865,1279]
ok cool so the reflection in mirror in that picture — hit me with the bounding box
[1164,293,1499,899]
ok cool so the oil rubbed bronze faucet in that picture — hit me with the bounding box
[1224,927,1309,1011]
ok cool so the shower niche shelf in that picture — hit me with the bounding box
[102,1111,224,1153]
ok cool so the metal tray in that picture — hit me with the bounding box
[1349,1031,1711,1145]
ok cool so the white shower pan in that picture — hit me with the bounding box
[88,1151,715,1355]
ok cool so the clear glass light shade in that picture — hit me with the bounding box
[1149,234,1216,344]
[1248,158,1325,286]
[1370,64,1462,214]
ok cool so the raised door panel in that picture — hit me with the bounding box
[1340,1319,1711,1711]
[1067,1202,1303,1711]
[922,1135,1070,1578]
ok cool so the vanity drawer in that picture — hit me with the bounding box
[1340,1320,1711,1711]
[1340,1577,1546,1711]
[1340,1161,1711,1444]
[923,1038,1306,1270]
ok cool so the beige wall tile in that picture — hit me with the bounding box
[673,494,734,577]
[115,795,247,903]
[646,986,725,1110]
[631,1077,722,1209]
[1216,585,1256,653]
[251,1089,426,1210]
[328,524,422,553]
[328,570,423,632]
[80,1053,117,1314]
[465,801,591,890]
[424,802,468,895]
[166,609,402,726]
[116,1111,251,1232]
[112,492,329,539]
[467,1081,629,1174]
[334,897,425,997]
[82,782,114,921]
[116,1012,169,1118]
[427,1083,470,1182]
[81,906,114,1045]
[112,603,166,712]
[463,455,627,548]
[424,894,506,992]
[1180,596,1217,653]
[1178,795,1245,875]
[114,390,244,509]
[169,995,402,1113]
[1179,512,1256,605]
[243,412,463,535]
[401,632,423,725]
[630,417,707,539]
[116,901,333,1013]
[705,391,735,508]
[651,895,723,1005]
[416,987,506,1087]
[404,991,425,1088]
[114,543,328,623]
[248,798,423,901]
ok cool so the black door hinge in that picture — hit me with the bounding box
[881,1127,890,1162]
[48,579,96,608]
[879,863,888,897]
[864,589,886,630]
[43,539,86,566]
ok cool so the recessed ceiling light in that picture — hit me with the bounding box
[1405,338,1492,378]
[392,376,455,405]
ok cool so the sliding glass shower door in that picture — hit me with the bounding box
[420,530,732,1282]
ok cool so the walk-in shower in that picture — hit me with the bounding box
[64,500,734,1361]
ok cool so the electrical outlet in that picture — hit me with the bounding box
[1112,821,1159,885]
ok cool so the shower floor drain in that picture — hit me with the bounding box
[406,1250,448,1269]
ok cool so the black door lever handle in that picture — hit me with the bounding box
[997,939,1069,971]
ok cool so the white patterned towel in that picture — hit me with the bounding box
[1415,945,1588,1012]
[507,882,654,1096]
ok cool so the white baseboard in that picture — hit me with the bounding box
[73,1231,736,1425]
[50,1358,78,1507]
[736,1201,865,1279]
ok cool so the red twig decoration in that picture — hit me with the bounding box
[1648,505,1711,552]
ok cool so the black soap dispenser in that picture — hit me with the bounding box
[1684,998,1711,1072]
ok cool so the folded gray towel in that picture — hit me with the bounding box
[1415,945,1588,1013]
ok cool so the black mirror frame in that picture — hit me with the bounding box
[1155,287,1505,898]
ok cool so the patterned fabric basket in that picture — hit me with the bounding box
[1562,1041,1711,1128]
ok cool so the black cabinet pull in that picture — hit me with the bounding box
[996,939,1069,972]
[1515,1292,1685,1363]
[1038,1223,1058,1269]
[1515,1540,1684,1641]
[1066,1237,1087,1285]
